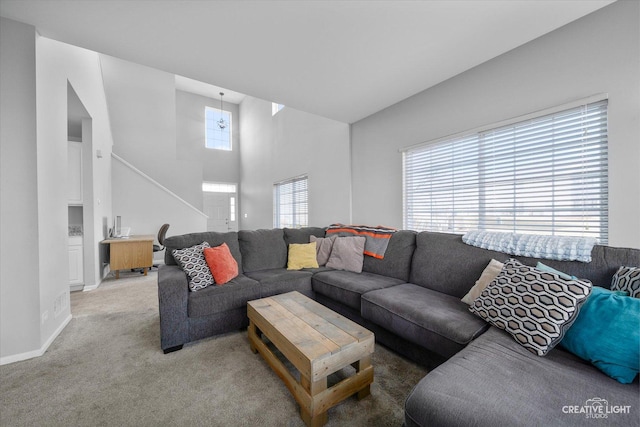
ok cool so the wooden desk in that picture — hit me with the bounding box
[101,235,154,279]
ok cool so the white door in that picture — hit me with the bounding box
[203,192,238,232]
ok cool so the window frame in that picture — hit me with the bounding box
[402,95,609,243]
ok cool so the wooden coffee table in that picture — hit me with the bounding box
[247,291,374,427]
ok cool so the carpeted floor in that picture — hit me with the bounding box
[0,271,428,426]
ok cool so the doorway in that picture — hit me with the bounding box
[202,182,238,232]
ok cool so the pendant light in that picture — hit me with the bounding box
[217,92,227,129]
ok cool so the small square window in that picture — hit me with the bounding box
[205,106,232,150]
[272,103,285,116]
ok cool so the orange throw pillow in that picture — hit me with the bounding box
[203,243,239,285]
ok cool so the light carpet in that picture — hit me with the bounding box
[0,270,428,426]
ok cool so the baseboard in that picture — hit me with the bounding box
[0,314,72,366]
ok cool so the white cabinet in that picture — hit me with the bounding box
[68,236,84,288]
[67,141,83,205]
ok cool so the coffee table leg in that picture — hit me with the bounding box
[300,375,328,427]
[248,320,258,354]
[353,356,372,400]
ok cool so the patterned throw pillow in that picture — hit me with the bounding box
[172,242,214,291]
[469,259,592,356]
[611,266,640,298]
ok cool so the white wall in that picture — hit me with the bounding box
[35,36,115,338]
[239,97,351,229]
[100,55,203,209]
[351,0,640,248]
[111,156,208,263]
[175,89,241,205]
[1,21,115,363]
[0,17,41,361]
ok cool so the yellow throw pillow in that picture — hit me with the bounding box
[287,242,319,270]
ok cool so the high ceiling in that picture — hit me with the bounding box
[0,0,614,123]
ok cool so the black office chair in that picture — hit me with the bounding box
[151,223,170,270]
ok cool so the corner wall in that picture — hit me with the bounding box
[350,0,640,248]
[0,17,41,360]
[239,97,352,229]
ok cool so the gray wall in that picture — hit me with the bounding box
[101,55,203,209]
[350,0,640,248]
[175,90,241,194]
[0,17,41,360]
[239,96,352,229]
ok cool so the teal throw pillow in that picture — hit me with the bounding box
[536,261,577,280]
[560,286,640,384]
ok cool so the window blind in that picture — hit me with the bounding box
[403,99,608,243]
[273,175,309,228]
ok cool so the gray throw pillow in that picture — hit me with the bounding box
[326,236,366,273]
[310,235,337,266]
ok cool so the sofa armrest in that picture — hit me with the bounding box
[157,264,190,352]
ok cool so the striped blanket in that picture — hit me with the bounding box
[462,230,597,263]
[326,224,396,259]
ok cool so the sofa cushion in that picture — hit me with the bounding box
[410,232,640,298]
[164,231,242,272]
[187,274,261,317]
[283,227,325,245]
[469,259,592,356]
[404,327,639,427]
[238,228,287,272]
[362,230,416,282]
[245,268,314,299]
[312,270,405,310]
[362,284,489,358]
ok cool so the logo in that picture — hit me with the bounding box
[562,397,632,419]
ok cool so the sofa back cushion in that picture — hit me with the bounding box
[164,231,243,273]
[410,231,640,298]
[283,227,326,245]
[239,228,287,272]
[362,230,416,282]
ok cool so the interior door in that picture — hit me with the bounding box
[203,192,238,232]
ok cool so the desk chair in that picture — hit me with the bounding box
[152,223,170,269]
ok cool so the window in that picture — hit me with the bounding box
[403,97,609,243]
[274,175,308,228]
[205,106,232,150]
[272,102,285,116]
[202,182,236,193]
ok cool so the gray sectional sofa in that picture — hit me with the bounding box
[157,227,639,426]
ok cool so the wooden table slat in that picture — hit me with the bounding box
[279,292,372,342]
